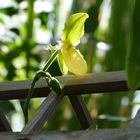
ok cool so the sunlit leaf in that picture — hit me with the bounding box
[127,0,140,90]
[61,13,89,46]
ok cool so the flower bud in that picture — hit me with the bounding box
[49,77,62,94]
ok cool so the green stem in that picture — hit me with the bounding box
[24,74,38,123]
[24,50,59,123]
[42,50,59,71]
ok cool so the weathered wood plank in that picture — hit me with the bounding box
[0,128,140,140]
[0,110,12,132]
[68,95,93,129]
[1,107,140,140]
[21,91,64,135]
[130,108,140,128]
[0,79,51,100]
[0,71,132,100]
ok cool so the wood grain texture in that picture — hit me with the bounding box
[0,110,12,132]
[68,95,93,129]
[130,107,140,128]
[0,71,139,139]
[0,71,133,100]
[21,91,64,135]
[0,128,140,140]
[1,108,140,140]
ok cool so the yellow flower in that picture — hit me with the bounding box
[58,13,89,75]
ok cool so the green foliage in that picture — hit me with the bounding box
[85,0,103,33]
[105,0,128,70]
[0,101,15,114]
[126,0,140,90]
[24,12,89,122]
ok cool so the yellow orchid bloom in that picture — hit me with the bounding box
[58,13,89,75]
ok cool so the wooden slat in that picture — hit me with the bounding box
[130,108,140,128]
[0,128,139,140]
[0,110,12,132]
[68,95,93,129]
[2,109,140,139]
[0,79,51,100]
[21,91,64,135]
[0,71,131,100]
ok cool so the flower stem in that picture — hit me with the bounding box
[24,74,39,123]
[24,50,59,123]
[42,50,59,71]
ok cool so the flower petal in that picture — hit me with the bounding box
[62,45,87,75]
[61,13,89,46]
[58,50,68,74]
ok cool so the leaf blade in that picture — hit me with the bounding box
[127,0,140,90]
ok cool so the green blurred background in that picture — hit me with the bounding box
[0,0,139,131]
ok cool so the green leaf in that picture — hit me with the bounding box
[0,101,15,114]
[61,13,89,46]
[105,0,128,70]
[127,0,140,90]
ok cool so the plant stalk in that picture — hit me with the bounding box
[24,50,59,123]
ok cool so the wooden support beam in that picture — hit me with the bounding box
[0,110,12,132]
[0,128,140,140]
[130,108,140,128]
[21,91,64,135]
[0,109,140,139]
[0,71,133,100]
[68,95,93,129]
